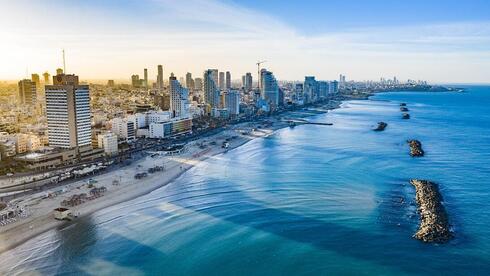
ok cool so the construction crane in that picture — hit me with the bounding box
[256,60,267,90]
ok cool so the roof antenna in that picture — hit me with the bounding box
[62,49,66,74]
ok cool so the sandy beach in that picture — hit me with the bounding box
[0,117,294,254]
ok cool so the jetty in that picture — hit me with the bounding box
[410,179,452,243]
[373,122,388,131]
[408,140,424,157]
[283,118,333,126]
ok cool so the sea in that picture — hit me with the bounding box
[1,86,490,275]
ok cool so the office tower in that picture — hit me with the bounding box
[219,72,225,90]
[185,72,194,90]
[194,78,203,92]
[45,74,91,149]
[242,75,245,88]
[169,73,189,118]
[31,74,40,88]
[204,69,220,108]
[131,75,140,88]
[318,81,328,98]
[260,69,279,107]
[144,68,148,89]
[244,72,253,91]
[107,80,115,87]
[295,83,303,101]
[56,68,63,75]
[304,76,318,103]
[18,79,37,106]
[157,65,163,90]
[43,72,50,84]
[225,71,231,90]
[225,89,240,115]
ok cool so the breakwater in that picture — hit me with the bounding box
[410,179,452,243]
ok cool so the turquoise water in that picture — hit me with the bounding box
[1,86,490,275]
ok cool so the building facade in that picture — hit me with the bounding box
[45,74,91,149]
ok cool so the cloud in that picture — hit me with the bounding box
[0,0,489,82]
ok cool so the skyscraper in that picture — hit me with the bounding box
[18,79,37,106]
[225,71,231,90]
[260,69,279,107]
[185,72,194,90]
[244,72,253,91]
[31,74,40,88]
[204,69,220,109]
[169,73,189,118]
[144,68,148,89]
[43,72,50,84]
[225,89,240,116]
[45,74,91,149]
[219,71,225,91]
[194,77,203,92]
[304,76,318,103]
[131,74,140,88]
[157,65,164,90]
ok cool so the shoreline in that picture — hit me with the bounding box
[0,101,343,255]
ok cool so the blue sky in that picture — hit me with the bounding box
[231,0,490,33]
[0,0,489,83]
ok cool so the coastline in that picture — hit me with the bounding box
[0,100,343,255]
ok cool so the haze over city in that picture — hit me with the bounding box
[1,0,489,83]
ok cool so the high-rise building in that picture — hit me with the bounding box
[260,69,279,107]
[330,80,339,94]
[295,83,304,102]
[56,68,63,75]
[318,81,328,98]
[219,71,225,91]
[185,72,194,90]
[243,72,253,91]
[304,76,318,103]
[225,89,240,116]
[194,77,203,92]
[204,69,220,109]
[43,72,50,84]
[45,74,91,149]
[18,79,37,106]
[157,65,164,90]
[131,74,140,88]
[144,68,148,89]
[169,73,189,118]
[31,74,40,88]
[225,71,231,90]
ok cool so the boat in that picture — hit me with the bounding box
[402,113,410,119]
[400,107,409,112]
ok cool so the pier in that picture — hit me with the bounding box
[283,118,333,126]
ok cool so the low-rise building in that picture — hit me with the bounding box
[98,133,118,156]
[149,117,192,139]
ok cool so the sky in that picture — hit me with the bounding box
[0,0,489,83]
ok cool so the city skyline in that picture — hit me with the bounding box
[1,0,490,83]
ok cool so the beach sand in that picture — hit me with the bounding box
[0,120,287,254]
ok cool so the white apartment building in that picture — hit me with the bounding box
[112,118,135,141]
[98,133,118,155]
